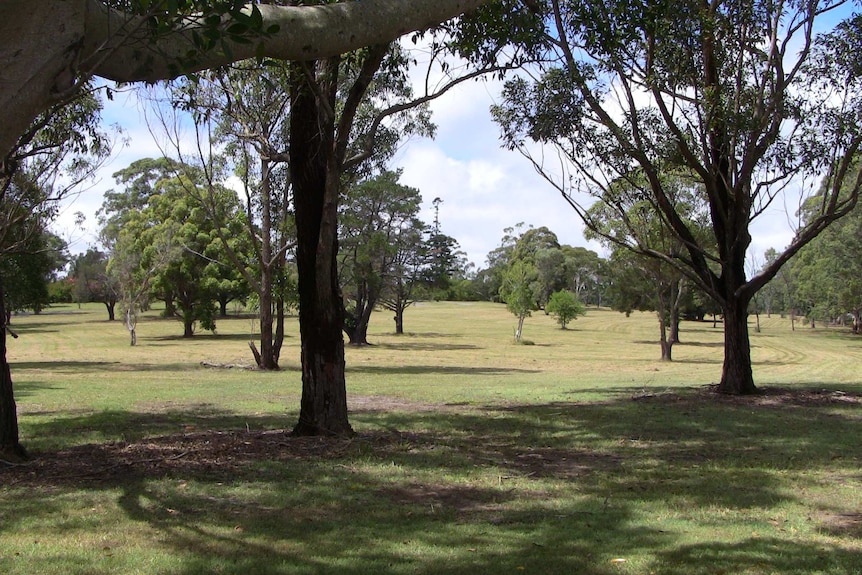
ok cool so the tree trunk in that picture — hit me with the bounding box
[105,301,115,321]
[0,277,27,462]
[348,292,376,345]
[658,311,673,362]
[515,314,525,342]
[717,298,757,394]
[183,318,195,338]
[274,296,285,365]
[219,297,229,318]
[394,309,404,334]
[257,264,279,370]
[255,158,279,371]
[289,62,352,437]
[126,309,137,346]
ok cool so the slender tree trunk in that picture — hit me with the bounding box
[668,278,683,345]
[105,301,116,321]
[258,264,278,370]
[126,309,137,346]
[0,277,27,462]
[289,62,352,437]
[256,158,279,370]
[717,297,757,394]
[515,314,525,342]
[274,296,285,364]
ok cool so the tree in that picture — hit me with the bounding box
[70,248,119,320]
[1,87,109,461]
[1,231,69,316]
[493,0,862,394]
[379,224,426,334]
[1,0,499,456]
[791,166,862,332]
[546,289,585,329]
[499,258,539,342]
[1,0,496,160]
[340,170,424,345]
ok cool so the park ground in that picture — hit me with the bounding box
[1,301,861,574]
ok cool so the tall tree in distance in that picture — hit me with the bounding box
[70,248,118,320]
[500,258,540,342]
[339,170,423,345]
[493,0,862,394]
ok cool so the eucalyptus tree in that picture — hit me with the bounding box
[585,171,712,360]
[70,248,119,320]
[499,258,540,342]
[164,60,297,369]
[379,223,426,334]
[791,167,862,332]
[339,170,424,345]
[493,0,862,394]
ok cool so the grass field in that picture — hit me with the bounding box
[1,301,861,575]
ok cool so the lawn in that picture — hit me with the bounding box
[1,301,860,575]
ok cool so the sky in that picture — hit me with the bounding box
[56,37,810,271]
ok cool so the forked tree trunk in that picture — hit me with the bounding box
[105,301,116,321]
[289,63,352,437]
[717,298,757,395]
[0,277,27,462]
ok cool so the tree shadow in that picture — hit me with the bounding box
[370,342,482,352]
[2,388,861,574]
[12,360,200,373]
[348,365,541,376]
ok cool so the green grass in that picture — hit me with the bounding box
[1,302,861,574]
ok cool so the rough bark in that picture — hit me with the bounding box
[0,277,27,462]
[717,297,757,394]
[289,62,352,437]
[1,0,492,159]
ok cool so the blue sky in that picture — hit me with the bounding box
[60,75,797,270]
[62,75,608,268]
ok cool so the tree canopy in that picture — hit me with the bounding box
[492,0,862,393]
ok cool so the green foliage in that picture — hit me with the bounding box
[0,231,68,314]
[546,289,585,329]
[103,158,249,336]
[499,258,539,341]
[340,170,424,341]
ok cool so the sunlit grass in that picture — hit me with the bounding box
[1,301,860,574]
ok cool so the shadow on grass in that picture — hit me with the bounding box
[370,341,482,352]
[348,365,541,376]
[11,379,64,398]
[2,387,861,575]
[12,360,202,373]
